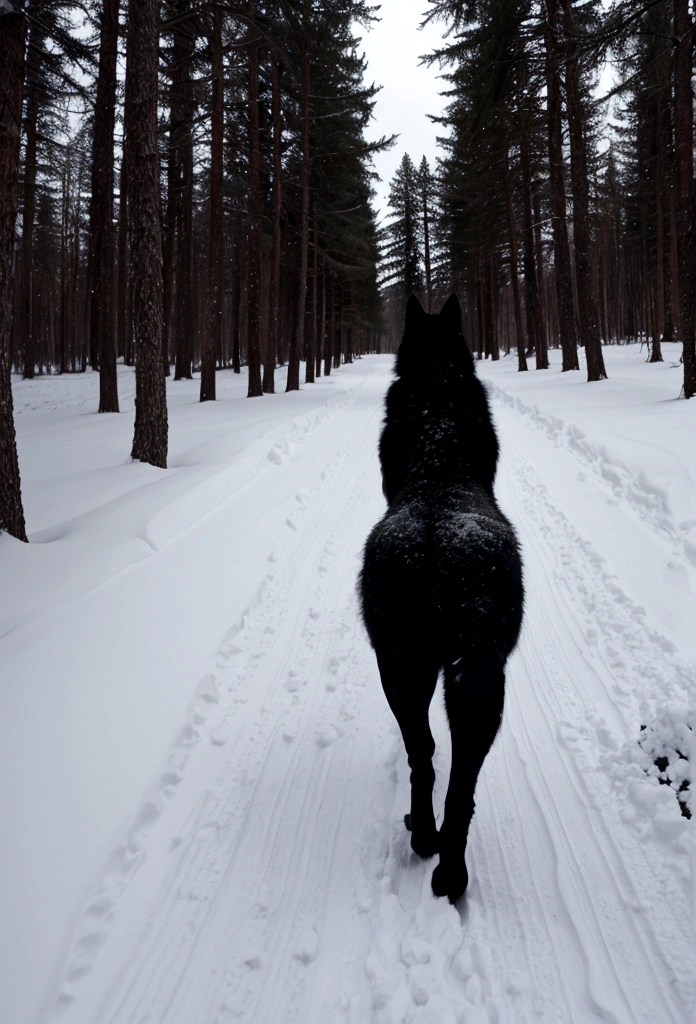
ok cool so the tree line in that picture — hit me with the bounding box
[382,0,696,398]
[0,0,391,541]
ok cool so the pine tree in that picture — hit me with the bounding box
[383,153,423,298]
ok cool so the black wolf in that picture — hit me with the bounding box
[359,294,524,903]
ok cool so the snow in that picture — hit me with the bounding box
[1,346,694,1024]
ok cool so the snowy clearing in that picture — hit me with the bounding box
[1,348,695,1024]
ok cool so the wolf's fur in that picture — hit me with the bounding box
[359,294,524,903]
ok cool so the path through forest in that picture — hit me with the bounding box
[3,352,694,1024]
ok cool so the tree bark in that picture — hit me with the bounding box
[90,0,120,411]
[305,210,317,382]
[246,17,263,397]
[171,17,195,381]
[201,8,223,402]
[488,259,499,360]
[674,0,695,398]
[503,153,527,371]
[319,259,326,377]
[0,7,28,541]
[287,28,310,392]
[651,149,665,362]
[519,110,547,369]
[264,59,282,393]
[561,0,606,381]
[421,173,433,312]
[544,0,579,371]
[17,24,41,380]
[325,278,333,376]
[117,12,135,366]
[127,0,168,467]
[231,212,241,373]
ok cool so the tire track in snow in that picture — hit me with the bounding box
[481,419,693,1023]
[44,369,394,1024]
[40,362,694,1024]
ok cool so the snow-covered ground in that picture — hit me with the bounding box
[1,346,694,1024]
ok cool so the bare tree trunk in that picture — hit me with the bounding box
[117,13,135,366]
[90,0,120,411]
[201,8,223,402]
[669,174,680,339]
[422,183,433,312]
[544,0,579,371]
[287,27,310,393]
[172,18,195,381]
[17,25,41,380]
[674,0,695,398]
[325,277,333,377]
[305,210,317,382]
[127,0,168,467]
[231,212,241,373]
[504,152,527,371]
[264,59,282,393]
[488,259,499,360]
[319,259,326,377]
[246,16,263,398]
[561,0,606,381]
[519,111,547,369]
[652,149,665,362]
[0,7,28,541]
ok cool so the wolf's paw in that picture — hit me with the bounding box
[431,858,468,903]
[404,814,439,859]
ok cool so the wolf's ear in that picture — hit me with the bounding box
[404,295,426,334]
[439,294,462,335]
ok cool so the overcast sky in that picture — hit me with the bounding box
[358,3,450,225]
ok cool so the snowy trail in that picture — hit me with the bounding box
[23,358,694,1024]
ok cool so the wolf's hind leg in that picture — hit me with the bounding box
[375,647,440,859]
[432,653,505,902]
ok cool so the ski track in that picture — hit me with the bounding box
[39,366,693,1024]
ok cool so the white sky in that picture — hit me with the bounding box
[358,2,450,224]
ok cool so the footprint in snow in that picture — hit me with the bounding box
[293,926,319,964]
[315,724,343,748]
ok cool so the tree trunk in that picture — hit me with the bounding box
[652,149,665,362]
[503,153,527,371]
[201,8,223,402]
[117,12,135,366]
[246,17,263,398]
[287,30,310,392]
[172,18,195,381]
[422,184,433,313]
[305,210,317,382]
[17,25,41,380]
[519,110,547,369]
[674,0,695,398]
[669,174,680,339]
[561,0,606,381]
[488,259,499,360]
[264,59,282,394]
[231,212,241,373]
[544,0,579,371]
[325,278,333,377]
[319,260,326,377]
[127,0,168,467]
[0,7,28,541]
[90,0,120,411]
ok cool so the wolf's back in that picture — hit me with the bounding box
[360,486,523,663]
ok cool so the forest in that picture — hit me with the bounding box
[1,0,695,542]
[1,6,696,1022]
[381,0,696,394]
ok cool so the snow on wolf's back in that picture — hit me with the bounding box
[359,308,523,666]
